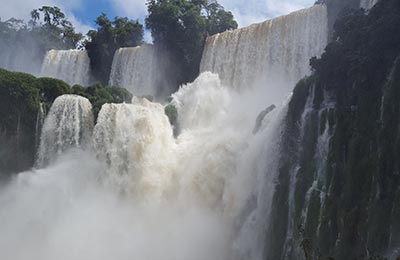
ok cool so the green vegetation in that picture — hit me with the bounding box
[72,83,132,117]
[85,14,144,84]
[165,102,178,135]
[29,6,83,48]
[0,69,62,176]
[0,68,131,177]
[146,0,237,86]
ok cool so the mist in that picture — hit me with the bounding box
[0,71,287,260]
[0,32,45,75]
[0,150,230,260]
[0,2,331,260]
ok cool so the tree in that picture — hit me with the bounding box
[204,1,237,35]
[146,0,237,86]
[85,13,144,84]
[0,6,83,75]
[27,6,83,48]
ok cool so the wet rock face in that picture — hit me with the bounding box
[253,105,276,134]
[265,0,400,259]
[316,0,361,37]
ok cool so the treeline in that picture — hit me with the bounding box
[0,0,237,88]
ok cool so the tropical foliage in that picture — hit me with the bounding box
[85,14,144,84]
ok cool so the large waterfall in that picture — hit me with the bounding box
[109,45,169,98]
[40,50,92,86]
[36,95,94,167]
[201,4,328,99]
[0,4,333,260]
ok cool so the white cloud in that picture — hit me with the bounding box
[107,0,316,41]
[218,0,316,27]
[0,0,316,34]
[0,0,92,33]
[108,0,316,28]
[110,0,148,20]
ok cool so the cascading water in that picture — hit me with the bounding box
[0,4,331,260]
[40,50,92,86]
[34,102,46,151]
[109,45,169,98]
[36,95,94,167]
[200,5,328,98]
[0,72,288,260]
[92,97,176,200]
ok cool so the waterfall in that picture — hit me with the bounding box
[34,102,46,152]
[92,97,175,200]
[109,45,168,98]
[37,95,94,167]
[0,4,332,260]
[40,50,92,86]
[200,4,328,99]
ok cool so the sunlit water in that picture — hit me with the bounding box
[0,4,329,260]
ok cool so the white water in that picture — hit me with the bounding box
[201,4,328,99]
[92,97,176,200]
[109,45,168,98]
[0,4,330,260]
[0,72,287,260]
[40,50,92,86]
[37,95,94,167]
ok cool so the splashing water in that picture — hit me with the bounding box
[0,72,288,260]
[0,4,330,260]
[36,95,94,167]
[92,97,176,201]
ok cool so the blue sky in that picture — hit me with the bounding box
[72,0,118,26]
[0,0,316,36]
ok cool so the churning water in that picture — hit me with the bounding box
[0,4,329,260]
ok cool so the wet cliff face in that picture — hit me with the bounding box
[317,0,362,37]
[266,1,400,259]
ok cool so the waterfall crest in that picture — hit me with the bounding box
[109,45,170,98]
[40,50,92,86]
[200,4,328,98]
[37,95,94,167]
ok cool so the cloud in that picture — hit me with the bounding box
[110,0,148,20]
[217,0,316,27]
[108,0,316,28]
[0,0,316,35]
[0,0,93,33]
